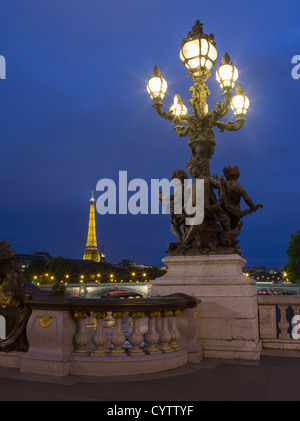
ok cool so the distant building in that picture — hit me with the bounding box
[15,250,53,271]
[244,266,266,274]
[112,259,137,269]
[268,268,284,274]
[111,259,155,270]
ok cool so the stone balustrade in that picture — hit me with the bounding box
[72,308,184,356]
[0,292,202,377]
[258,295,300,355]
[4,277,300,378]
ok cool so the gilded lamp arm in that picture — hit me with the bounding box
[153,101,194,129]
[152,102,174,122]
[213,117,245,132]
[207,90,234,121]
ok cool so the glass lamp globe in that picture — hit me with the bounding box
[179,21,218,79]
[147,66,167,101]
[216,53,238,91]
[231,85,249,116]
[169,94,187,116]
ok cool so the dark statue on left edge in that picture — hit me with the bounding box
[0,241,41,352]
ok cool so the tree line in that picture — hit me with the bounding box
[23,256,165,285]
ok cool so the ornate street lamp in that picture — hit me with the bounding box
[147,66,168,101]
[170,94,188,117]
[216,52,238,91]
[146,20,261,256]
[147,20,250,177]
[179,20,218,80]
[231,84,250,117]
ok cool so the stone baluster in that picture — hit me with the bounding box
[111,312,126,355]
[128,312,145,354]
[278,305,290,340]
[159,310,172,352]
[73,311,90,354]
[145,311,161,354]
[169,310,181,350]
[293,305,300,317]
[92,312,107,355]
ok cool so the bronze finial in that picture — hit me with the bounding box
[188,20,204,37]
[152,66,162,77]
[235,84,243,95]
[222,53,231,65]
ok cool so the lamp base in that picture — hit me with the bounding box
[151,254,261,361]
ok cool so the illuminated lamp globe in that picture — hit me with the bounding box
[147,66,167,101]
[231,85,249,117]
[169,94,187,116]
[179,20,218,79]
[216,53,238,91]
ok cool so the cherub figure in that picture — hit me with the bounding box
[176,157,223,251]
[220,165,263,230]
[159,170,189,243]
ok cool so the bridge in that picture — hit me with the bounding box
[40,282,152,298]
[257,282,300,295]
[40,282,300,298]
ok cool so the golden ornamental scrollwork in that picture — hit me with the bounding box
[39,314,54,328]
[0,280,12,309]
[92,311,107,319]
[129,311,145,319]
[173,309,182,316]
[74,311,88,319]
[112,312,126,319]
[162,310,174,317]
[0,296,12,309]
[148,311,161,318]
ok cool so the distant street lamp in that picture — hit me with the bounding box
[147,20,261,255]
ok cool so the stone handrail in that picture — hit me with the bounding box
[26,292,198,313]
[258,295,300,354]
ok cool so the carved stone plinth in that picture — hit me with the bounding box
[20,309,76,377]
[151,254,261,361]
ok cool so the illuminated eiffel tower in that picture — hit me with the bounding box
[83,192,100,262]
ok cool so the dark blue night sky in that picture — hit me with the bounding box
[0,0,300,268]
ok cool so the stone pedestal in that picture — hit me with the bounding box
[151,254,261,361]
[20,309,76,376]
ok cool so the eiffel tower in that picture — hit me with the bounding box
[83,192,100,262]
